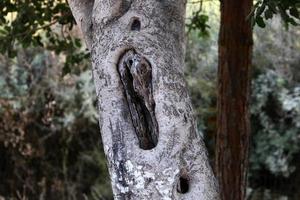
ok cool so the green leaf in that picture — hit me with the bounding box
[268,2,278,14]
[289,7,299,19]
[264,9,274,19]
[256,4,266,17]
[288,17,299,26]
[74,38,82,48]
[256,16,266,28]
[62,64,71,76]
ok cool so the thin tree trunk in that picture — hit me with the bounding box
[216,0,253,200]
[68,0,219,199]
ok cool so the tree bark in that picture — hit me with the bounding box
[68,0,220,199]
[216,0,253,200]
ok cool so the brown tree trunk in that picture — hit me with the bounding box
[216,1,253,200]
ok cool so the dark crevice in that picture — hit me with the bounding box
[177,173,190,194]
[117,50,158,150]
[130,18,141,31]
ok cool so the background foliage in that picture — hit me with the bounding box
[186,2,300,199]
[0,0,89,73]
[0,48,112,200]
[0,0,299,200]
[250,0,300,28]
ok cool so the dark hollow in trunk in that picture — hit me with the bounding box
[117,50,159,150]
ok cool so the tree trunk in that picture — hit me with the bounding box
[68,0,219,199]
[216,0,253,200]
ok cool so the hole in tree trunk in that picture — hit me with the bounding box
[177,176,189,194]
[130,18,141,31]
[117,50,158,150]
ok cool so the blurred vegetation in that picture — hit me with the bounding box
[0,49,112,199]
[0,0,89,71]
[250,0,300,28]
[248,19,300,199]
[185,4,300,198]
[0,0,300,200]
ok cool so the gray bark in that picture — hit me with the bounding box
[67,0,220,199]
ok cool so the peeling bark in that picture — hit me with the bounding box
[68,0,220,199]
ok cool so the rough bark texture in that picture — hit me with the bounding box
[68,0,220,199]
[216,0,253,200]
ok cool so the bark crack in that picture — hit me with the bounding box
[118,50,159,150]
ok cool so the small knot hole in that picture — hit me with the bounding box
[128,59,133,66]
[130,18,141,31]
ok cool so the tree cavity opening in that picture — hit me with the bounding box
[130,18,141,31]
[117,50,158,150]
[177,175,190,194]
